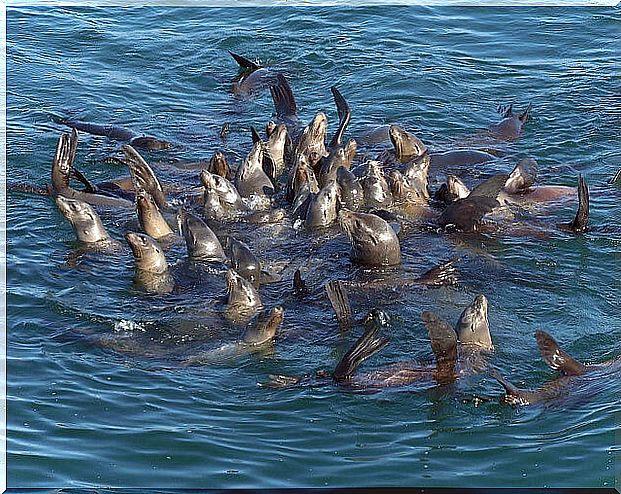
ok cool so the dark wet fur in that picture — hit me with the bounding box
[332,324,390,382]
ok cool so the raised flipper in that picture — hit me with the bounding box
[608,168,621,186]
[519,102,533,123]
[569,174,589,233]
[329,86,351,149]
[490,369,535,406]
[535,330,587,376]
[229,51,261,73]
[421,311,457,383]
[270,73,297,118]
[326,280,353,328]
[121,144,168,210]
[332,323,390,383]
[468,174,510,199]
[51,129,78,192]
[497,104,513,118]
[250,126,262,144]
[293,269,308,295]
[414,258,459,287]
[71,167,98,193]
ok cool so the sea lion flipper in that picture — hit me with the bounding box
[421,311,457,365]
[414,257,459,287]
[519,102,532,123]
[51,130,78,191]
[122,144,169,210]
[469,173,510,199]
[228,51,260,72]
[332,324,390,383]
[270,74,297,118]
[490,369,533,406]
[71,167,98,193]
[250,126,262,144]
[329,86,352,149]
[326,280,353,328]
[608,168,621,186]
[293,269,308,294]
[535,330,587,376]
[569,174,589,234]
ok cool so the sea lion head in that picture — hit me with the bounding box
[177,209,226,262]
[456,294,493,351]
[136,188,173,239]
[362,160,393,209]
[225,268,263,312]
[305,180,340,229]
[208,151,230,179]
[336,166,364,211]
[125,232,168,274]
[362,308,391,329]
[504,158,538,194]
[338,209,401,266]
[55,195,109,243]
[389,125,427,162]
[242,306,284,346]
[129,136,172,151]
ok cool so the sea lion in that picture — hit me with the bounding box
[135,188,174,240]
[489,103,532,140]
[177,209,226,263]
[327,86,352,151]
[51,130,133,208]
[335,166,364,211]
[270,73,300,135]
[264,123,289,182]
[360,160,394,210]
[434,175,471,205]
[560,174,589,234]
[200,169,249,221]
[438,174,509,232]
[295,111,328,162]
[225,268,263,323]
[338,209,401,266]
[55,195,118,246]
[182,306,284,366]
[305,180,340,230]
[125,232,174,295]
[229,51,279,98]
[62,118,171,151]
[318,139,357,189]
[388,124,427,163]
[224,237,262,288]
[287,153,320,206]
[493,330,620,406]
[235,140,274,201]
[389,153,431,206]
[429,149,497,169]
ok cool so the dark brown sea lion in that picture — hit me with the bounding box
[225,268,263,323]
[177,209,226,263]
[200,169,249,222]
[305,180,340,230]
[361,160,394,210]
[338,209,401,266]
[229,51,279,98]
[62,118,171,150]
[235,140,274,202]
[224,237,262,288]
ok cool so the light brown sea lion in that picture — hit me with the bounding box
[135,188,174,240]
[125,232,174,295]
[55,195,119,246]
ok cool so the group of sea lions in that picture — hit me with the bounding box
[18,51,620,407]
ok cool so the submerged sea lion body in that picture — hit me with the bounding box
[62,118,171,150]
[229,51,279,98]
[429,149,497,168]
[488,103,532,140]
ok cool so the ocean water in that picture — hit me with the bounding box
[6,5,620,489]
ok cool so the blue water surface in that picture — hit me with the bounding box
[6,5,621,489]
